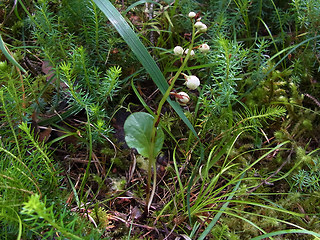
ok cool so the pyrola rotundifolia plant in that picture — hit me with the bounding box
[124,12,209,215]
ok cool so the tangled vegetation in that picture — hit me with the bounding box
[0,0,320,239]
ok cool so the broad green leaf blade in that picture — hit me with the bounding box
[93,0,198,139]
[124,112,164,159]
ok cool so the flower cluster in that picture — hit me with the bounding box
[170,13,210,105]
[188,11,208,33]
[174,43,210,56]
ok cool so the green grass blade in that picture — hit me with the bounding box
[79,107,93,202]
[38,105,83,126]
[93,0,198,138]
[222,210,268,236]
[67,176,80,207]
[219,200,303,217]
[197,173,244,240]
[251,229,320,240]
[173,146,186,209]
[0,33,26,73]
[124,0,161,14]
[131,78,155,116]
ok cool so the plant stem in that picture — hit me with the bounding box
[145,22,197,215]
[144,154,153,214]
[152,24,196,129]
[79,107,93,203]
[148,160,157,211]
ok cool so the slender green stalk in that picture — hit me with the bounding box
[17,0,47,37]
[144,154,153,214]
[79,106,93,202]
[91,0,100,56]
[145,22,197,214]
[79,47,92,92]
[147,161,157,211]
[19,122,56,181]
[173,146,186,210]
[251,229,320,240]
[0,91,22,158]
[152,24,197,129]
[233,0,251,39]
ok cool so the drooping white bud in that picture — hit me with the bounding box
[173,46,184,56]
[188,12,196,18]
[199,23,207,33]
[199,43,210,53]
[194,21,207,33]
[184,49,195,57]
[194,21,204,29]
[175,92,190,105]
[183,74,200,90]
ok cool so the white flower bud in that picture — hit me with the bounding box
[184,75,200,90]
[199,23,207,33]
[194,21,204,29]
[188,12,196,18]
[184,49,195,57]
[175,92,190,105]
[199,43,210,53]
[173,46,184,56]
[195,21,208,32]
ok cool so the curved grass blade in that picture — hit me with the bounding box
[0,33,26,73]
[218,200,303,217]
[124,0,161,14]
[197,173,244,240]
[38,105,83,126]
[251,229,320,240]
[93,0,198,139]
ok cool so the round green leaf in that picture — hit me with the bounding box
[124,112,164,159]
